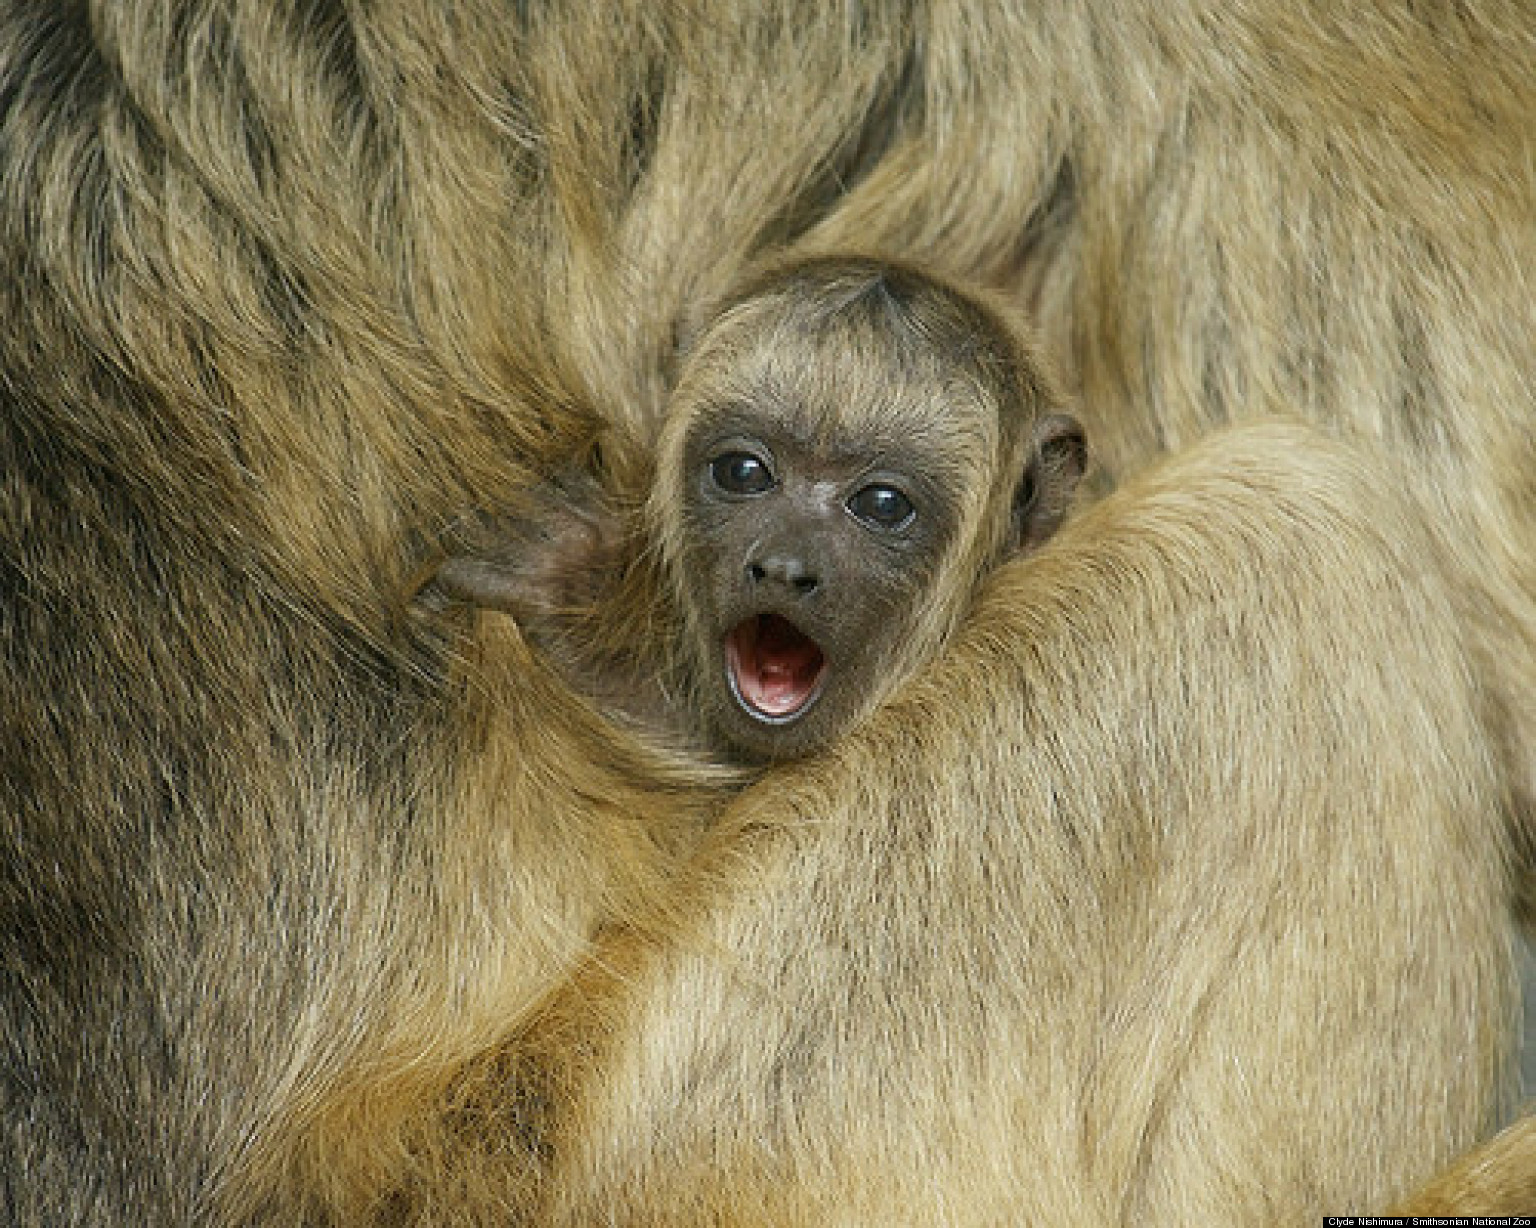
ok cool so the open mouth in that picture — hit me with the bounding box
[724,613,829,723]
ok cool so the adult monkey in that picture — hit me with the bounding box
[0,3,1531,1228]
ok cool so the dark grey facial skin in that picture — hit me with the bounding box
[676,420,961,761]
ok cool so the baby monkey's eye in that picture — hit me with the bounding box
[848,483,915,530]
[709,451,774,495]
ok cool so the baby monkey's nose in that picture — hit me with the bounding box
[747,553,820,597]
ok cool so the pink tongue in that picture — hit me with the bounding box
[732,615,825,717]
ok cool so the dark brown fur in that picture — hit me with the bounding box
[1,1,1530,1223]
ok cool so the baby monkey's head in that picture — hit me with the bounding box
[654,257,1084,762]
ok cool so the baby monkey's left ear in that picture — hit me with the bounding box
[1009,413,1088,552]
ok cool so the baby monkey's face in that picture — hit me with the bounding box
[675,414,964,761]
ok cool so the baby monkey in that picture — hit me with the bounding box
[431,257,1085,762]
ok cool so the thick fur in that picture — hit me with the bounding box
[1,1,1531,1223]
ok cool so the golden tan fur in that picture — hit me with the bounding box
[0,1,1531,1223]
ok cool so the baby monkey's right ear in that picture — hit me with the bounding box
[1009,413,1088,553]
